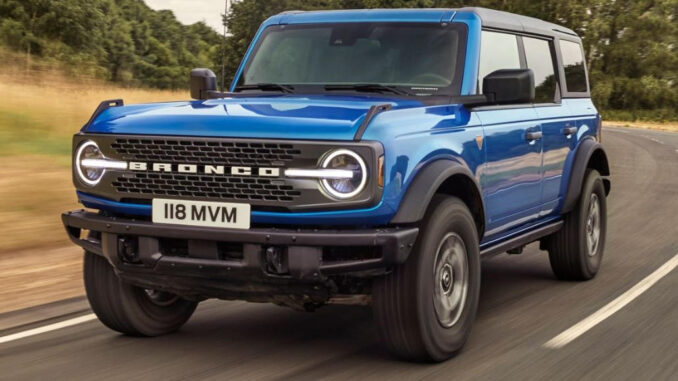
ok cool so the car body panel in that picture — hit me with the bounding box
[536,102,576,216]
[84,96,422,141]
[475,106,543,239]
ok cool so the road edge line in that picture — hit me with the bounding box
[0,313,97,345]
[544,253,678,349]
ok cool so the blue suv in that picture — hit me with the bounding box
[62,7,610,361]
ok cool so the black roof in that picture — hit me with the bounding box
[461,7,579,39]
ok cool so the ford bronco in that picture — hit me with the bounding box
[62,7,610,361]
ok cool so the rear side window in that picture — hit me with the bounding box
[559,40,588,93]
[478,31,521,92]
[523,37,557,103]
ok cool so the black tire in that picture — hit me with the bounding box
[372,196,481,362]
[83,252,198,336]
[547,169,607,280]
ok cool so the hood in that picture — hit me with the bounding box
[84,95,424,141]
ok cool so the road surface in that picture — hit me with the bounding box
[1,127,677,380]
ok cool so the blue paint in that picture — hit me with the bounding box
[85,96,422,140]
[79,191,152,216]
[451,11,481,95]
[78,191,396,226]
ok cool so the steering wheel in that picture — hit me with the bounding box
[410,73,450,86]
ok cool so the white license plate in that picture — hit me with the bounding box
[152,199,250,229]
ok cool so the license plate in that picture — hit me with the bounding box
[152,199,250,229]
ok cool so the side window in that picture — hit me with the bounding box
[523,37,557,103]
[478,31,521,92]
[559,40,588,93]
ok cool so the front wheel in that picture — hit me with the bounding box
[84,252,198,336]
[372,196,481,362]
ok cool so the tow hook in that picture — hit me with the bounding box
[265,246,288,275]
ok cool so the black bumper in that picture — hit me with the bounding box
[62,210,418,301]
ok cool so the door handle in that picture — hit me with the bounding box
[563,126,578,135]
[526,131,542,141]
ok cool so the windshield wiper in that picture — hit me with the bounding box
[235,83,295,94]
[324,84,411,96]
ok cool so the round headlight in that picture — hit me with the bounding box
[75,141,105,186]
[320,149,367,199]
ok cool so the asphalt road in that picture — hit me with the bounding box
[1,127,677,380]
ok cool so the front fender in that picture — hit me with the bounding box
[390,159,484,228]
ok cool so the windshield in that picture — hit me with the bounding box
[238,22,467,96]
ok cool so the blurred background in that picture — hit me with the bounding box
[0,0,676,316]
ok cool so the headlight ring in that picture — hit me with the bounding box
[75,140,106,186]
[319,149,367,199]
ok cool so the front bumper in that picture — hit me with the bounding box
[62,210,418,302]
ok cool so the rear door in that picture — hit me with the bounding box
[521,36,574,215]
[475,30,543,237]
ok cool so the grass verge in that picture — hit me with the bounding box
[0,68,186,254]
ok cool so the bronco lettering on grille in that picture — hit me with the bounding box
[128,162,280,177]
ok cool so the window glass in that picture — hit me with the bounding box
[523,37,557,103]
[559,40,588,92]
[242,23,465,95]
[478,31,521,92]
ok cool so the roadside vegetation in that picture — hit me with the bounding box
[0,0,221,89]
[0,52,186,254]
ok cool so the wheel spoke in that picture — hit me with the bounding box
[586,193,601,256]
[432,233,469,328]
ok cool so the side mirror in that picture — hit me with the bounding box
[482,69,534,105]
[190,68,217,100]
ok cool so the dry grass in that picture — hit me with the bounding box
[0,67,188,254]
[0,68,186,159]
[0,155,78,253]
[0,66,190,311]
[0,246,83,314]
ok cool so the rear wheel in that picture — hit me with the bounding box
[83,251,198,336]
[547,169,607,280]
[372,196,481,362]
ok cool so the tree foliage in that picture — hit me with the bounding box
[0,0,221,88]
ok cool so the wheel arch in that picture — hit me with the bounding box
[390,160,485,238]
[562,138,611,214]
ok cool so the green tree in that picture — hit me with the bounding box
[0,0,221,89]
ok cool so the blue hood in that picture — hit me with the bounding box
[85,95,424,141]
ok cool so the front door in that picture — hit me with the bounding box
[478,108,543,236]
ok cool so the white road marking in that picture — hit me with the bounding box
[0,313,96,345]
[544,253,678,349]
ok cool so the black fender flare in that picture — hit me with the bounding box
[390,159,485,235]
[561,138,611,214]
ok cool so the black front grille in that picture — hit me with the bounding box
[109,137,306,203]
[73,134,382,211]
[111,138,302,167]
[112,172,301,202]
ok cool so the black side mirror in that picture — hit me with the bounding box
[190,68,217,100]
[482,69,534,105]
